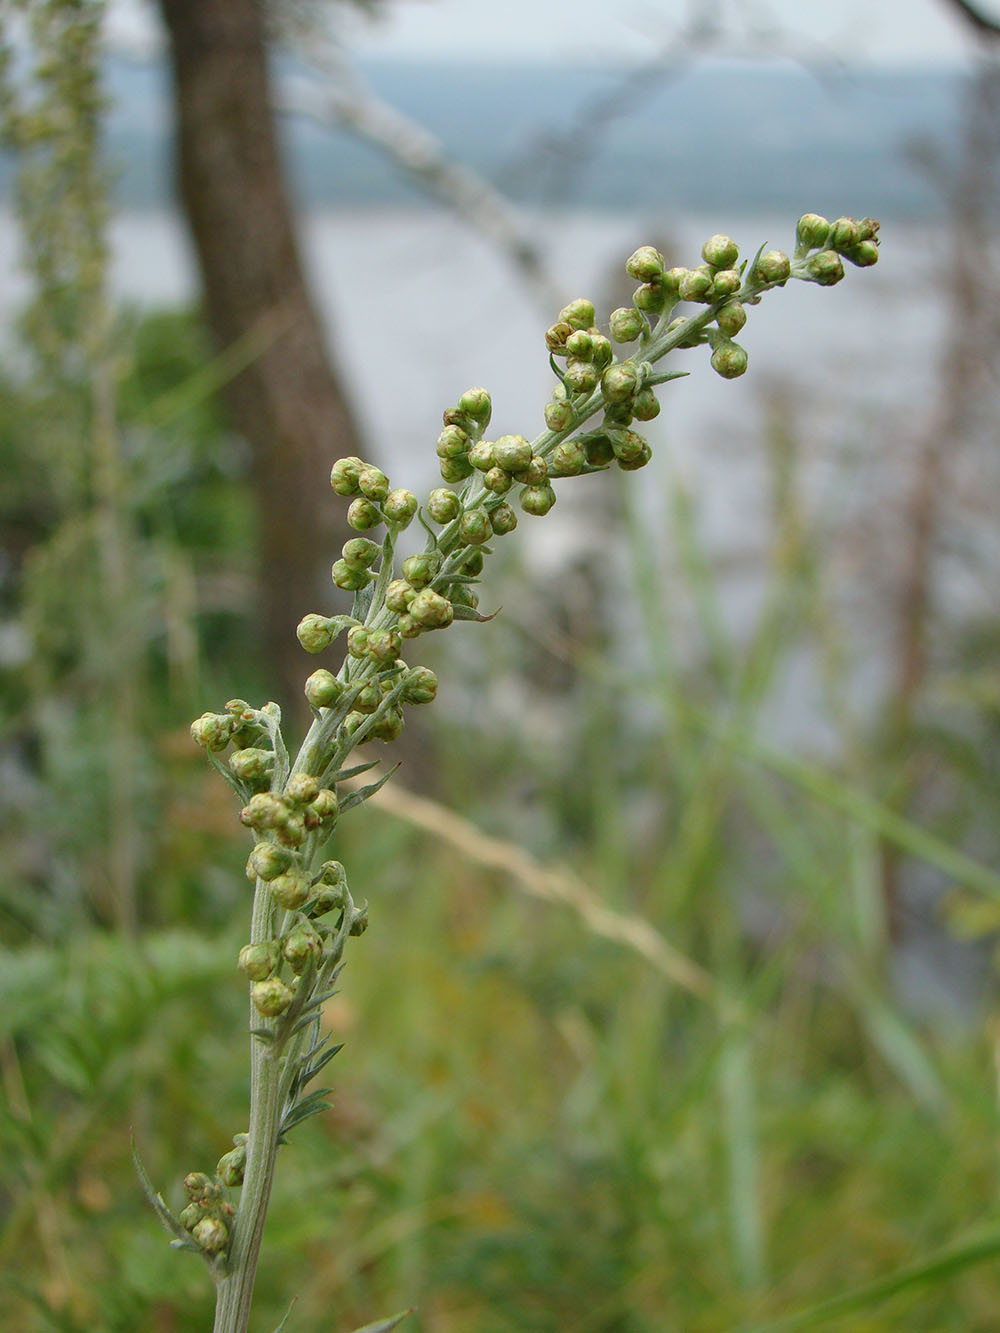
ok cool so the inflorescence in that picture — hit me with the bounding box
[177,213,879,1264]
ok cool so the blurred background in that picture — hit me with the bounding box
[3,0,1000,1328]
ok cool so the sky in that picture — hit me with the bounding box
[108,0,1000,66]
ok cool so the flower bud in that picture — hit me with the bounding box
[184,1172,216,1202]
[459,442,490,475]
[617,441,653,470]
[564,330,592,361]
[241,793,286,830]
[625,246,665,281]
[304,669,342,709]
[296,614,336,653]
[601,363,638,404]
[238,941,279,981]
[304,788,339,829]
[796,213,830,250]
[435,425,469,459]
[632,388,660,421]
[711,269,742,298]
[332,559,371,591]
[347,625,369,657]
[458,386,492,424]
[460,549,484,576]
[330,456,365,496]
[492,435,533,472]
[609,429,647,463]
[282,921,322,974]
[545,398,576,431]
[702,233,739,268]
[484,466,514,494]
[402,665,438,704]
[190,712,233,753]
[442,406,474,432]
[828,217,859,252]
[397,614,419,639]
[716,300,747,337]
[343,710,367,735]
[545,321,574,355]
[633,282,667,314]
[366,627,401,664]
[354,683,380,714]
[856,217,880,242]
[459,510,492,545]
[809,250,845,286]
[558,298,596,330]
[246,842,293,882]
[409,588,454,628]
[585,435,615,467]
[349,904,370,937]
[347,498,381,531]
[217,1144,246,1188]
[490,503,518,536]
[520,484,556,517]
[402,551,441,588]
[383,488,418,526]
[180,1202,206,1231]
[609,307,646,343]
[439,455,474,483]
[755,249,790,283]
[229,747,275,783]
[711,340,749,379]
[590,333,613,368]
[275,812,306,848]
[513,455,548,486]
[845,240,879,267]
[678,267,714,302]
[372,707,405,742]
[341,538,379,570]
[357,466,389,502]
[450,583,479,610]
[564,361,598,395]
[251,977,294,1017]
[549,440,587,475]
[285,773,319,805]
[193,1216,229,1254]
[270,868,311,910]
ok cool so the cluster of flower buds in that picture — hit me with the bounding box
[179,1171,235,1256]
[216,1132,249,1188]
[330,456,418,535]
[241,779,339,851]
[190,698,271,754]
[794,212,880,282]
[431,387,494,483]
[341,663,438,742]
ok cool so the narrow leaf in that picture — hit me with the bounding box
[328,759,379,783]
[131,1136,190,1244]
[272,1297,298,1333]
[303,1041,345,1081]
[281,1093,333,1135]
[339,765,401,813]
[452,603,501,623]
[347,1309,415,1333]
[207,750,247,802]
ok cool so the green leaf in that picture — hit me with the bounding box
[131,1136,190,1246]
[347,1311,415,1333]
[451,603,500,623]
[339,764,400,814]
[271,1298,298,1332]
[303,1041,344,1082]
[329,759,379,783]
[280,1087,334,1136]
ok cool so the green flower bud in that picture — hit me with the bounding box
[372,707,405,743]
[347,625,369,657]
[459,509,492,545]
[457,386,492,424]
[809,250,845,286]
[520,484,556,517]
[343,710,367,735]
[402,665,438,704]
[184,1172,216,1202]
[304,669,342,709]
[609,306,647,342]
[282,921,322,974]
[296,614,335,653]
[246,842,293,882]
[590,333,614,368]
[229,747,275,783]
[511,455,546,487]
[484,466,514,494]
[711,269,742,298]
[442,406,474,432]
[549,439,587,475]
[435,425,469,459]
[190,712,233,753]
[845,240,879,267]
[275,812,306,848]
[564,360,599,395]
[828,217,859,252]
[609,428,647,463]
[347,498,381,530]
[383,488,418,526]
[304,788,339,829]
[285,773,319,805]
[439,456,474,484]
[341,537,380,569]
[756,249,791,283]
[716,300,747,337]
[796,213,830,250]
[625,246,665,281]
[558,298,596,330]
[450,583,479,610]
[460,549,484,576]
[563,330,591,361]
[354,683,380,714]
[544,397,576,432]
[545,321,574,355]
[251,977,294,1017]
[711,340,749,379]
[465,441,493,473]
[366,627,401,664]
[633,282,667,314]
[238,941,279,981]
[357,466,390,502]
[585,435,615,467]
[601,363,638,404]
[662,266,687,294]
[702,234,739,269]
[402,552,441,588]
[241,793,286,830]
[193,1216,229,1254]
[490,503,518,535]
[180,1202,206,1231]
[397,614,419,639]
[617,441,653,471]
[332,559,371,591]
[330,456,365,496]
[349,904,370,937]
[492,435,533,472]
[631,388,660,421]
[409,588,454,628]
[678,267,714,302]
[217,1144,246,1188]
[386,579,416,613]
[270,868,312,910]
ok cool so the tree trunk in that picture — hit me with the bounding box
[158,0,363,712]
